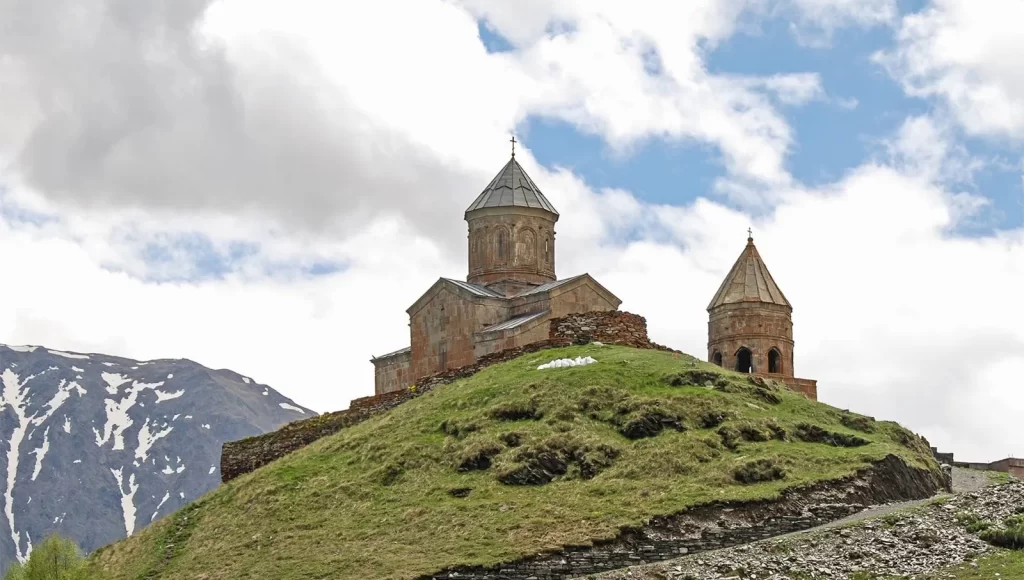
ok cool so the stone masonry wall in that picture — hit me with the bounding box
[417,455,946,580]
[221,310,673,483]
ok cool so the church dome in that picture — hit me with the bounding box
[465,156,559,217]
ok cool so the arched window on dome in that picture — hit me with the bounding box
[735,347,753,373]
[768,348,782,374]
[712,351,723,367]
[496,229,509,263]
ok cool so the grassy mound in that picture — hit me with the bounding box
[88,345,938,580]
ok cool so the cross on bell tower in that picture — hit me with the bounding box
[510,135,517,157]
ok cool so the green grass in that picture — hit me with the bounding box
[87,345,939,580]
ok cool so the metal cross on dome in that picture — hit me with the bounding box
[510,135,516,157]
[747,227,753,239]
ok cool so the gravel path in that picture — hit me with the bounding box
[595,467,1014,580]
[772,466,982,540]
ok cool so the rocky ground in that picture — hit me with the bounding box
[596,469,1023,579]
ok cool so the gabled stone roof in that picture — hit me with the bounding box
[707,237,791,310]
[465,156,559,216]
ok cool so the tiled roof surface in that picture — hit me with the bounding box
[479,310,550,333]
[465,157,559,215]
[442,278,506,298]
[707,238,791,310]
[513,275,581,297]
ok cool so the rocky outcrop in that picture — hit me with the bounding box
[417,454,946,580]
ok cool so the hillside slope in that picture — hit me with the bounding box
[88,345,940,580]
[0,344,313,574]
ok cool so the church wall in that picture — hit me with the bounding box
[467,212,556,288]
[373,351,413,395]
[473,317,550,359]
[548,283,620,318]
[708,302,794,376]
[409,288,507,380]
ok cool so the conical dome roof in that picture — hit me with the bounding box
[707,236,790,311]
[465,156,559,216]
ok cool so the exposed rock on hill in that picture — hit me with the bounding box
[0,344,312,574]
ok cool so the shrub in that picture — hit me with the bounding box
[794,424,869,448]
[4,534,93,580]
[733,458,786,484]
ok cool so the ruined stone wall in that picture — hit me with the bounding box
[708,302,794,376]
[373,350,413,395]
[417,455,946,580]
[549,311,675,351]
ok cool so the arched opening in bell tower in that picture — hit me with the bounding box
[735,347,753,373]
[768,348,782,374]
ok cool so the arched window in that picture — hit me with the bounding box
[768,348,781,374]
[543,235,551,264]
[496,229,510,263]
[735,347,753,373]
[712,352,723,367]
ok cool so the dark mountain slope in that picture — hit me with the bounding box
[0,344,313,573]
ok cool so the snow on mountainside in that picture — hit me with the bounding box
[0,344,313,573]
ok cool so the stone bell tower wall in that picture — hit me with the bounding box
[466,207,556,291]
[708,302,794,377]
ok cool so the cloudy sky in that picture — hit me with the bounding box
[0,0,1021,462]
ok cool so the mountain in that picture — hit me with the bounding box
[0,343,313,574]
[86,344,944,580]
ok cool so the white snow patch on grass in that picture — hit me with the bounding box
[73,460,81,464]
[209,465,216,474]
[537,356,598,370]
[29,427,50,481]
[242,376,251,384]
[135,418,173,463]
[48,350,89,360]
[110,468,139,536]
[71,366,84,372]
[202,424,210,430]
[262,390,268,396]
[154,389,184,403]
[63,416,71,434]
[279,402,305,414]
[6,345,37,352]
[166,373,173,379]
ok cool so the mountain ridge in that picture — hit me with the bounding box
[0,342,314,574]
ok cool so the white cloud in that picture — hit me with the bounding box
[0,0,1021,469]
[877,0,1024,139]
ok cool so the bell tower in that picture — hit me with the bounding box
[707,232,795,377]
[465,141,559,296]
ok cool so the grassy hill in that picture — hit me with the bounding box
[87,345,940,580]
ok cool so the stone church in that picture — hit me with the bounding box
[706,234,817,399]
[371,153,622,394]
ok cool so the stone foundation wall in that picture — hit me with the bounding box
[417,455,946,580]
[221,310,671,483]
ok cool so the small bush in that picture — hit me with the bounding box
[499,432,523,448]
[456,441,503,472]
[697,410,727,429]
[4,534,91,580]
[717,426,741,450]
[496,435,619,485]
[839,413,876,433]
[439,419,479,439]
[490,400,543,421]
[794,423,869,448]
[733,458,786,484]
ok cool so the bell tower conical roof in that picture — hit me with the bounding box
[707,235,790,311]
[465,156,559,217]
